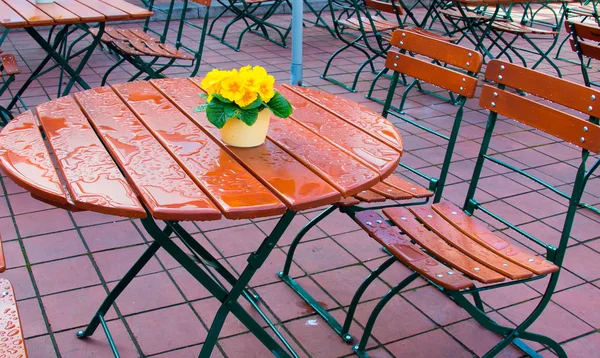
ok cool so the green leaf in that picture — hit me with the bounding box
[222,102,238,120]
[193,102,209,113]
[243,97,263,110]
[198,93,208,99]
[212,93,232,103]
[238,108,259,126]
[266,92,293,118]
[205,101,229,128]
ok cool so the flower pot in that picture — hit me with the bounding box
[219,108,271,147]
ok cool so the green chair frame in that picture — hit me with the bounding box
[101,0,211,84]
[555,0,599,66]
[279,30,484,341]
[342,59,600,358]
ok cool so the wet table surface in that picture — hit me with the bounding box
[0,78,403,221]
[0,0,153,28]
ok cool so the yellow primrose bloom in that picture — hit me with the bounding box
[240,70,262,92]
[219,72,245,102]
[201,69,232,95]
[252,66,268,78]
[235,87,258,107]
[257,75,275,102]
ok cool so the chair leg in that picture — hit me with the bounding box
[101,57,126,86]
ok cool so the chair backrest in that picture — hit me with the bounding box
[364,0,404,16]
[466,59,600,265]
[566,21,600,86]
[382,29,483,202]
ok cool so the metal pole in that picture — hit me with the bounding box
[290,0,303,85]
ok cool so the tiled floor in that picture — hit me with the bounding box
[1,4,599,358]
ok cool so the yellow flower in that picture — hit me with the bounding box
[201,69,225,94]
[235,87,258,107]
[257,74,275,102]
[219,71,245,102]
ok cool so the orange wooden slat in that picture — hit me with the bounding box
[354,210,473,290]
[36,96,146,218]
[0,234,5,272]
[268,117,381,197]
[336,197,361,206]
[432,202,559,275]
[25,0,80,24]
[98,0,153,20]
[0,279,27,357]
[384,207,505,284]
[73,0,130,21]
[0,111,69,207]
[365,0,404,15]
[354,189,387,202]
[54,0,105,22]
[1,54,21,75]
[410,206,533,280]
[3,0,54,27]
[0,1,28,28]
[382,174,433,198]
[369,182,413,200]
[276,85,402,178]
[149,78,342,212]
[112,80,286,219]
[74,87,221,221]
[282,84,404,151]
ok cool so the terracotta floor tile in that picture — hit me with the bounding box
[255,214,327,247]
[227,248,302,287]
[384,329,472,357]
[168,266,213,301]
[80,221,145,252]
[42,285,117,332]
[153,345,225,357]
[561,244,600,281]
[71,211,124,227]
[2,240,25,268]
[0,267,36,300]
[0,216,17,241]
[562,332,600,357]
[403,285,471,326]
[552,284,600,328]
[504,192,566,220]
[23,230,87,264]
[312,209,361,236]
[31,256,101,295]
[18,298,47,338]
[218,328,306,358]
[24,335,58,358]
[93,245,163,282]
[544,212,600,243]
[479,282,541,310]
[364,258,428,291]
[14,209,74,238]
[54,321,139,358]
[205,223,268,258]
[8,192,55,215]
[312,265,391,307]
[289,238,358,274]
[331,230,388,262]
[126,304,207,356]
[527,269,585,294]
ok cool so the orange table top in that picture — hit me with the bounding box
[0,0,153,28]
[0,79,403,221]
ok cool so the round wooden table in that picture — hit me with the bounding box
[0,78,403,357]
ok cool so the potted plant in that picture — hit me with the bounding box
[195,66,293,147]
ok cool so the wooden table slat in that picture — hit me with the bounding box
[2,0,54,27]
[25,0,81,24]
[73,0,130,21]
[97,0,153,20]
[35,96,146,218]
[113,80,287,219]
[54,0,105,22]
[75,87,222,221]
[0,111,68,206]
[0,1,28,28]
[268,117,381,197]
[283,84,404,151]
[151,78,342,212]
[277,85,402,178]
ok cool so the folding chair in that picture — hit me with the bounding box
[91,0,211,84]
[0,52,22,124]
[279,30,484,340]
[555,0,600,64]
[341,60,600,358]
[207,0,291,51]
[566,20,600,87]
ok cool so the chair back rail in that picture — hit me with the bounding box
[566,21,600,61]
[364,0,404,15]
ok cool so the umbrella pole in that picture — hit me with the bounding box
[290,0,303,85]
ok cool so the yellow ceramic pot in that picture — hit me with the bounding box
[219,108,271,147]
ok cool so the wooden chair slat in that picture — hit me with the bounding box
[484,60,600,119]
[140,40,177,58]
[390,30,484,73]
[113,80,287,219]
[570,39,600,62]
[369,182,413,200]
[0,111,69,207]
[0,1,28,28]
[54,0,105,22]
[74,87,221,221]
[127,39,154,56]
[25,0,80,24]
[1,54,21,75]
[4,0,54,27]
[404,27,460,43]
[36,96,146,218]
[491,22,557,35]
[268,117,381,197]
[365,0,403,15]
[103,27,129,41]
[480,85,600,154]
[146,79,341,212]
[73,0,130,21]
[97,0,153,19]
[382,175,433,198]
[127,28,159,43]
[354,189,387,202]
[336,197,361,206]
[112,40,144,56]
[0,279,27,358]
[384,207,506,283]
[433,202,559,275]
[159,43,194,60]
[386,50,479,98]
[279,86,400,177]
[354,210,474,290]
[410,206,534,280]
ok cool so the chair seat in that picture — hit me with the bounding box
[0,278,27,358]
[336,174,432,204]
[568,5,597,17]
[492,21,558,35]
[440,8,490,21]
[338,16,400,33]
[89,27,193,60]
[405,27,460,43]
[1,53,21,75]
[354,202,559,290]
